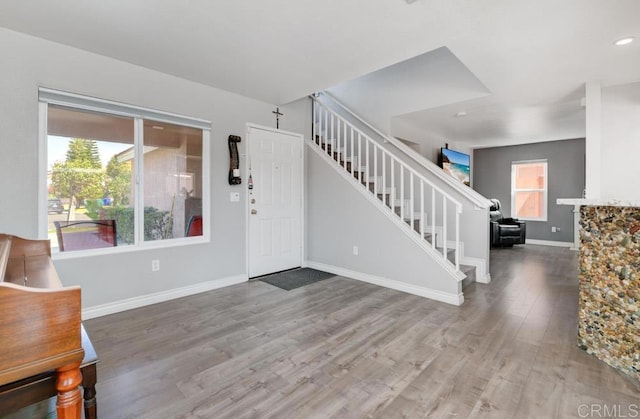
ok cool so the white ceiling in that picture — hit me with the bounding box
[1,0,639,148]
[327,47,492,132]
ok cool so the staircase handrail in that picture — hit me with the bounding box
[319,91,492,209]
[311,96,463,213]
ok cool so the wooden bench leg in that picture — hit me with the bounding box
[56,361,82,419]
[82,364,97,419]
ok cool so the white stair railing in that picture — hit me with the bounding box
[311,96,463,272]
[321,91,492,209]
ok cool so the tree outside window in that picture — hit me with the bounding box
[51,138,104,210]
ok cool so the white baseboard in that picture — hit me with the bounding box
[460,256,491,284]
[305,260,463,306]
[525,239,573,248]
[82,274,248,320]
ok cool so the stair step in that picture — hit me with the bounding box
[398,207,431,219]
[352,170,366,180]
[460,264,476,289]
[368,182,394,194]
[436,247,456,264]
[403,218,421,232]
[316,136,331,147]
[377,194,391,206]
[403,211,426,221]
[339,160,360,172]
[423,233,436,245]
[316,138,367,183]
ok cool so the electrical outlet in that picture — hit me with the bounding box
[353,245,359,256]
[551,226,557,233]
[151,259,160,271]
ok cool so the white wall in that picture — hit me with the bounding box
[600,81,640,201]
[390,117,445,162]
[0,28,308,309]
[585,81,602,199]
[281,98,312,140]
[326,47,490,137]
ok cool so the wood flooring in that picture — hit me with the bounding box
[7,245,640,418]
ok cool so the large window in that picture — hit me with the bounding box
[40,89,210,254]
[511,160,547,221]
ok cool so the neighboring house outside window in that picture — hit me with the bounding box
[511,160,547,221]
[40,88,210,254]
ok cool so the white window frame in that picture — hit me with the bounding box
[511,159,548,222]
[38,88,211,259]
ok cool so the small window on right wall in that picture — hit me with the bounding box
[511,160,548,221]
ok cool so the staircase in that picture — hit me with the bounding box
[309,94,483,290]
[307,92,494,301]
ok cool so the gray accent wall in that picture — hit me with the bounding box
[473,138,585,243]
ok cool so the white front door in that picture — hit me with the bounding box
[247,125,303,278]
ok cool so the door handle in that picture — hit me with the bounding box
[251,209,257,215]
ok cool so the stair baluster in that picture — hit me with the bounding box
[400,168,404,221]
[431,189,436,250]
[390,159,395,211]
[382,153,386,208]
[420,180,425,239]
[350,128,354,176]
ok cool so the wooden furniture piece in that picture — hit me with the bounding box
[0,234,84,419]
[0,326,98,418]
[54,220,117,252]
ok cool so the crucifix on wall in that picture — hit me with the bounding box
[272,107,284,129]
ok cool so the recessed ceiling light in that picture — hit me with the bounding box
[614,37,635,46]
[151,125,165,130]
[455,111,467,117]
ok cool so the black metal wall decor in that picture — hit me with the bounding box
[228,135,242,185]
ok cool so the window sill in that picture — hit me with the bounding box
[52,235,210,261]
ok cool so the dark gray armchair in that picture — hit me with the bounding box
[489,199,526,247]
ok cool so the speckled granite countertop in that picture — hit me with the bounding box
[578,205,640,381]
[558,198,640,207]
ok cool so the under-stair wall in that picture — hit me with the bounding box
[305,147,463,305]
